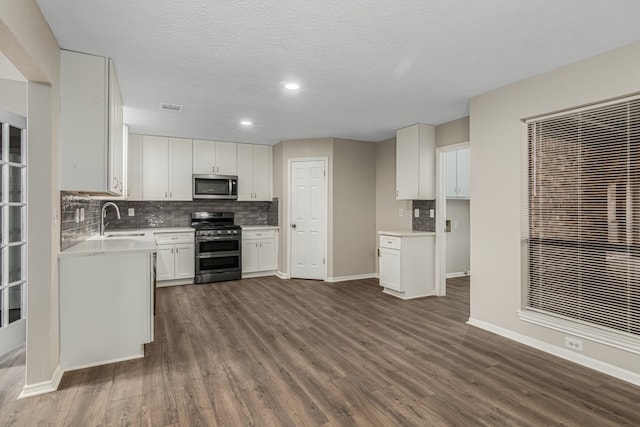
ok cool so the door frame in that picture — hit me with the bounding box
[287,157,328,280]
[435,142,469,296]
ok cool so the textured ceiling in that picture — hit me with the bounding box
[36,0,640,145]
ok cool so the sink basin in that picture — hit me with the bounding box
[105,233,146,238]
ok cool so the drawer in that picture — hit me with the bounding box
[243,230,275,240]
[155,233,194,245]
[379,235,401,250]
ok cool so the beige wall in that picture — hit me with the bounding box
[0,0,61,387]
[374,137,412,272]
[273,137,377,280]
[273,138,334,277]
[333,139,376,278]
[436,116,469,147]
[446,199,470,275]
[470,41,640,375]
[0,78,26,115]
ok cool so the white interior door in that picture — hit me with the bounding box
[289,160,327,280]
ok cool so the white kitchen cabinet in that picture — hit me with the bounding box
[60,50,125,196]
[142,136,193,200]
[126,133,143,200]
[59,251,154,371]
[193,140,237,175]
[396,124,436,200]
[378,232,435,299]
[237,143,272,201]
[155,232,195,285]
[242,228,278,276]
[445,147,470,199]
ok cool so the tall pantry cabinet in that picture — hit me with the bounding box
[60,50,124,196]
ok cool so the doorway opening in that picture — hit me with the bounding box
[435,143,470,296]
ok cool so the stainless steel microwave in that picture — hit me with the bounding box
[193,175,238,200]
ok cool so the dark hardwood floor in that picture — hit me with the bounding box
[2,276,640,426]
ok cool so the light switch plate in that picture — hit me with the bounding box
[399,208,403,217]
[128,208,135,216]
[429,209,435,218]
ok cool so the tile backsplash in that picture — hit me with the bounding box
[412,200,436,232]
[60,192,279,250]
[102,198,279,230]
[60,192,102,251]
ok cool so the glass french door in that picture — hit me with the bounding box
[0,108,27,355]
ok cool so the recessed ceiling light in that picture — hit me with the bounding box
[240,120,253,126]
[284,82,300,91]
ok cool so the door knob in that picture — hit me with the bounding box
[291,224,297,229]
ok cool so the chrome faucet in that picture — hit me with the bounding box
[100,202,121,235]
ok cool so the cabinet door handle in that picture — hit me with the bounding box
[127,188,131,197]
[212,166,215,173]
[113,177,118,189]
[171,248,174,254]
[165,192,168,198]
[176,248,179,253]
[169,192,173,198]
[396,190,399,197]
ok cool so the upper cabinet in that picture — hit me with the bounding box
[142,136,192,201]
[445,147,470,199]
[237,144,272,201]
[192,140,237,175]
[396,124,435,200]
[126,133,143,200]
[60,50,124,196]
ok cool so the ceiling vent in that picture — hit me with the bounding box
[159,103,183,113]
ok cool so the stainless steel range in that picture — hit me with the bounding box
[191,212,241,284]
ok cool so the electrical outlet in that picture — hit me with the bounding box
[399,208,403,217]
[429,209,435,218]
[75,208,80,223]
[454,220,459,229]
[565,337,583,351]
[80,208,85,222]
[414,208,419,218]
[128,208,135,216]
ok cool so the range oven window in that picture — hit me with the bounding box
[197,239,239,254]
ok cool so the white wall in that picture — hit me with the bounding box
[0,0,61,390]
[470,41,640,378]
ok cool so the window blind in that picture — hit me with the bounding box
[524,97,640,338]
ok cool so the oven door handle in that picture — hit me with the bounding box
[197,236,240,242]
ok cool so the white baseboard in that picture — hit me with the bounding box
[467,317,640,387]
[276,271,289,280]
[19,364,63,399]
[242,271,277,279]
[156,278,194,287]
[446,271,470,278]
[325,273,377,283]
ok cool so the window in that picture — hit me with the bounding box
[523,97,640,348]
[0,112,26,331]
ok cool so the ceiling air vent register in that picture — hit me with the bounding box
[159,103,183,113]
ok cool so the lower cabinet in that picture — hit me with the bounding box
[155,232,195,286]
[59,251,154,370]
[378,232,435,299]
[242,228,278,276]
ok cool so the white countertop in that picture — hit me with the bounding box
[378,230,436,237]
[242,225,279,230]
[60,227,195,257]
[60,237,157,257]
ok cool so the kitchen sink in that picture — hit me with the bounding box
[105,233,146,238]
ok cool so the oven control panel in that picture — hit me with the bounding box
[198,229,240,237]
